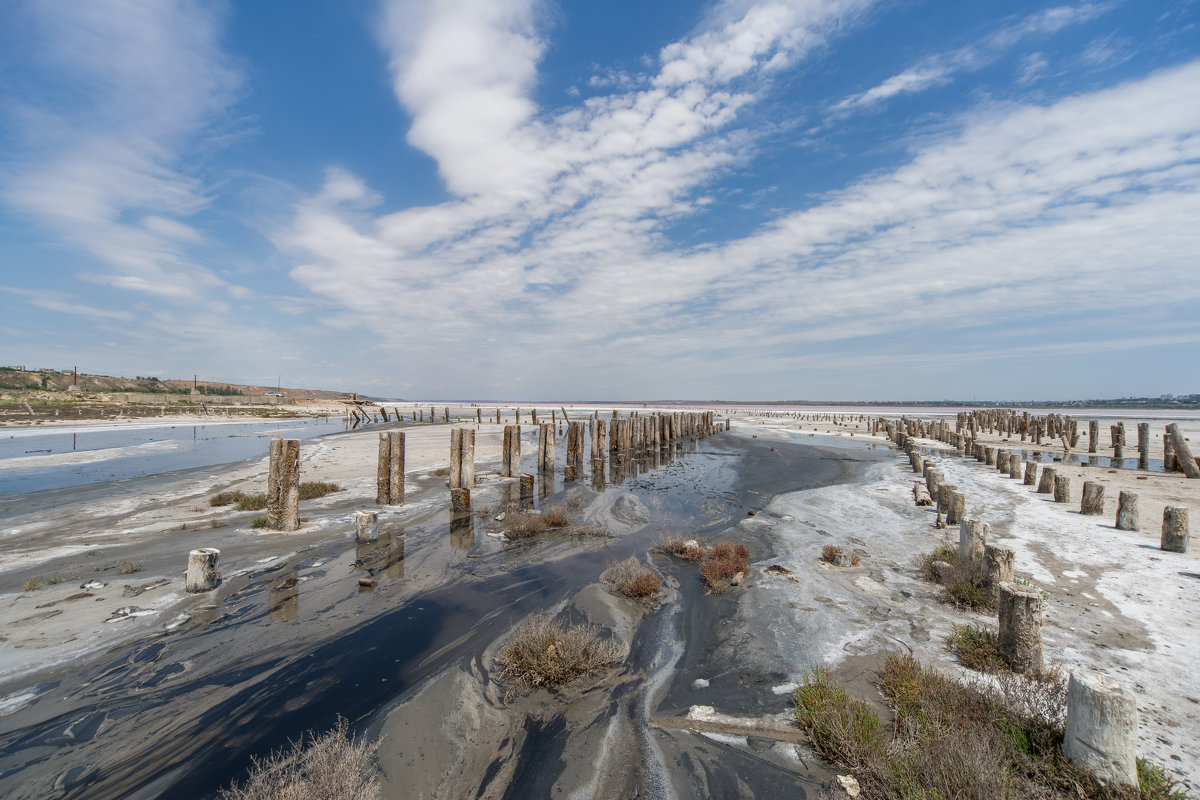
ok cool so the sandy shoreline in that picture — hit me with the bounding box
[0,408,1196,797]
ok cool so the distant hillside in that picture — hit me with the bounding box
[0,367,349,401]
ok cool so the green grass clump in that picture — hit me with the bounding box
[210,490,245,507]
[298,481,340,500]
[235,493,268,511]
[792,666,881,770]
[947,623,1006,673]
[918,543,995,610]
[250,516,269,529]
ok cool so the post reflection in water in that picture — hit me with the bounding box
[268,571,299,622]
[450,511,474,550]
[379,530,405,579]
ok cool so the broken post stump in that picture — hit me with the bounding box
[1115,491,1139,531]
[1161,506,1189,553]
[959,518,988,561]
[979,544,1015,603]
[267,438,300,531]
[1138,423,1149,470]
[1166,424,1200,478]
[1037,466,1056,494]
[947,490,966,525]
[1080,481,1104,516]
[450,487,471,513]
[1064,671,1138,787]
[1024,461,1038,486]
[519,473,534,502]
[998,581,1043,675]
[1053,475,1071,504]
[185,548,220,592]
[355,510,379,543]
[1008,453,1021,479]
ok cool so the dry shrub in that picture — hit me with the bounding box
[794,651,1186,800]
[118,561,143,575]
[433,466,451,476]
[495,611,622,697]
[298,482,339,500]
[602,556,663,599]
[821,544,843,563]
[504,511,551,540]
[652,535,706,561]
[541,504,571,528]
[217,716,380,800]
[699,541,750,594]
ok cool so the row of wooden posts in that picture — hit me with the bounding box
[185,410,729,592]
[888,422,1177,788]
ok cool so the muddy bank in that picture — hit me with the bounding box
[0,423,883,799]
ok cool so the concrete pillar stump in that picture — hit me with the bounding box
[959,518,988,561]
[998,581,1043,675]
[355,510,379,543]
[1115,491,1139,532]
[1161,506,1189,553]
[1053,475,1071,504]
[1037,466,1056,494]
[1064,670,1138,787]
[185,548,220,592]
[1080,481,1104,516]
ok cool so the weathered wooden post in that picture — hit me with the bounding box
[1064,671,1138,787]
[998,581,1043,675]
[979,544,1014,603]
[377,432,405,505]
[984,447,995,466]
[1137,423,1149,470]
[937,483,957,517]
[450,487,470,513]
[267,438,300,531]
[1023,461,1038,486]
[1161,506,1189,553]
[1008,453,1021,479]
[1088,420,1099,453]
[1080,481,1104,515]
[537,423,554,472]
[519,473,534,504]
[1053,475,1071,504]
[502,425,520,478]
[1037,466,1057,494]
[449,428,475,489]
[959,518,988,561]
[185,548,220,592]
[476,408,482,424]
[1115,491,1139,531]
[996,448,1009,473]
[355,510,379,543]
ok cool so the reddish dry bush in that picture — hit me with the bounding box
[541,505,571,528]
[652,535,706,561]
[603,556,663,599]
[700,540,750,594]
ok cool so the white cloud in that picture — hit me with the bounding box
[833,3,1108,113]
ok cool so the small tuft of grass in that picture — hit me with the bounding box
[699,541,750,594]
[504,510,551,539]
[602,556,663,599]
[495,611,622,698]
[918,544,994,610]
[652,535,706,561]
[46,575,66,585]
[235,493,268,511]
[23,578,42,592]
[948,623,1005,673]
[209,490,245,507]
[209,518,227,528]
[250,516,269,529]
[432,467,451,477]
[118,561,143,575]
[298,481,339,501]
[918,544,960,581]
[216,716,380,800]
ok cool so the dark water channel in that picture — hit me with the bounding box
[0,432,878,799]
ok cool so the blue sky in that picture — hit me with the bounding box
[1,0,1198,401]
